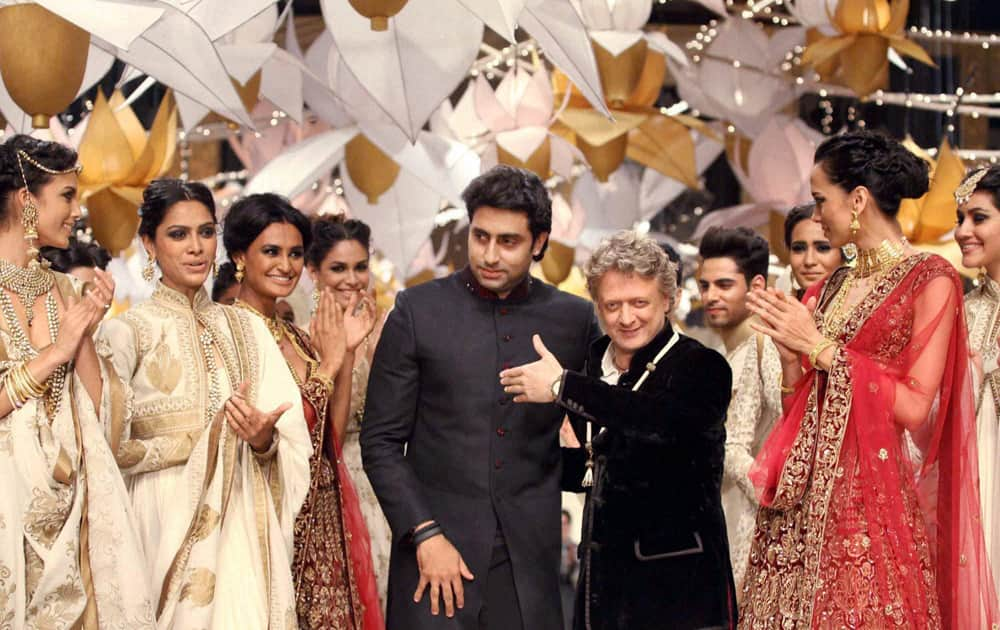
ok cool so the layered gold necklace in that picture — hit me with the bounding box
[233,298,286,343]
[0,259,54,327]
[823,239,908,339]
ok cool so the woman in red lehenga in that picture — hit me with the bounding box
[742,130,998,629]
[222,193,384,630]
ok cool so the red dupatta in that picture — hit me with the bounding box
[740,254,997,629]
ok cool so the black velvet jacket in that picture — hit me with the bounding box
[560,323,737,630]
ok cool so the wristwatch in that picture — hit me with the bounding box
[550,372,564,401]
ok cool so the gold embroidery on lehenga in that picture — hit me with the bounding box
[739,255,930,629]
[146,334,182,395]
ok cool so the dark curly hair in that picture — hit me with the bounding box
[40,237,111,272]
[306,215,371,268]
[461,164,552,261]
[222,193,312,261]
[659,241,683,287]
[137,178,216,240]
[212,261,240,303]
[959,166,1000,210]
[0,134,78,224]
[698,226,770,285]
[783,204,816,248]
[813,130,929,218]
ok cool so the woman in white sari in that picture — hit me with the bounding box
[0,134,154,629]
[98,179,311,629]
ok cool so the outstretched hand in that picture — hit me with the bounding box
[224,382,291,452]
[499,334,564,403]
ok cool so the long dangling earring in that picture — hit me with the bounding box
[311,287,320,313]
[235,260,245,283]
[142,254,156,282]
[21,197,40,270]
[849,208,861,242]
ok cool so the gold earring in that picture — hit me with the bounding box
[21,198,40,270]
[235,260,245,283]
[142,255,156,282]
[849,209,861,241]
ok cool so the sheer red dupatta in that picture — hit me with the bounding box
[331,430,385,630]
[748,257,997,628]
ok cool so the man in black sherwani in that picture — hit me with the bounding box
[501,230,737,630]
[362,165,599,630]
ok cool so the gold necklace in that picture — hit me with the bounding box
[822,272,856,340]
[0,289,66,418]
[853,239,907,279]
[0,259,54,327]
[233,299,285,343]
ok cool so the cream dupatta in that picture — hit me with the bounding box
[0,272,155,630]
[98,285,310,630]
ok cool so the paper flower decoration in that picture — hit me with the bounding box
[692,115,822,239]
[467,68,583,180]
[801,0,934,97]
[553,39,707,186]
[669,19,804,139]
[77,90,178,254]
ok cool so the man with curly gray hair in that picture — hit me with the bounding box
[500,230,737,629]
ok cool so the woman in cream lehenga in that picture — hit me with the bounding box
[954,164,1000,592]
[98,179,312,630]
[0,134,154,629]
[306,215,392,611]
[222,194,383,629]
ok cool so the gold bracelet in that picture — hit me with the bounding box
[2,371,24,408]
[808,338,838,370]
[311,371,335,396]
[17,363,47,397]
[780,383,795,395]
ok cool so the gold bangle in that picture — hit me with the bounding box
[780,383,795,395]
[311,372,334,395]
[18,363,47,397]
[808,339,837,370]
[2,371,24,408]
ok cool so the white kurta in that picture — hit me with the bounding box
[720,331,782,592]
[0,272,154,630]
[965,276,1000,591]
[97,283,311,630]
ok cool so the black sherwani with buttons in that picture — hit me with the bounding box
[362,268,600,630]
[560,323,737,630]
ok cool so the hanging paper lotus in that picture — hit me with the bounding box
[77,90,178,254]
[553,39,708,186]
[668,19,805,139]
[468,67,583,180]
[692,115,822,240]
[801,0,935,97]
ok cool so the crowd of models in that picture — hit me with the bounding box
[2,129,1000,629]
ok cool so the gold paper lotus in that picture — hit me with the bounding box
[0,4,90,128]
[349,0,408,30]
[540,240,576,285]
[497,136,553,180]
[553,39,709,186]
[344,134,400,204]
[78,90,178,254]
[897,137,975,277]
[801,0,934,97]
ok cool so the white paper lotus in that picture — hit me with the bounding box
[467,67,582,179]
[692,115,821,238]
[670,20,804,138]
[92,1,257,129]
[577,0,652,31]
[321,0,483,141]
